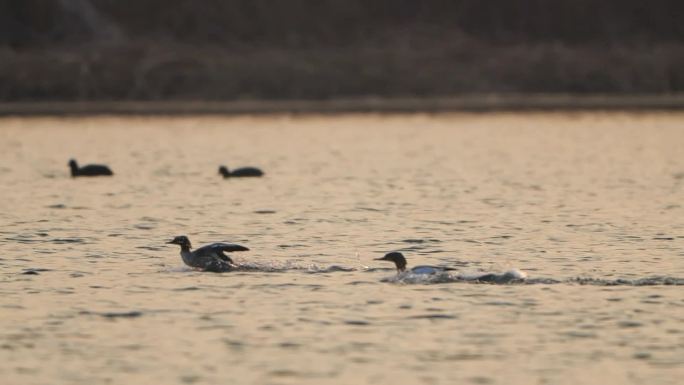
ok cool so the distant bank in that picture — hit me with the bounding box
[1,95,684,116]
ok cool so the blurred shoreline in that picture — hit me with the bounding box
[1,94,684,116]
[4,2,684,105]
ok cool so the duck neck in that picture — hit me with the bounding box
[395,259,407,272]
[69,164,78,177]
[180,244,191,252]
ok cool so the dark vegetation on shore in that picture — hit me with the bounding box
[1,0,684,101]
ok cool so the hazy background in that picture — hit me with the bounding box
[2,0,684,101]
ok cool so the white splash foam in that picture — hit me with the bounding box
[382,268,529,284]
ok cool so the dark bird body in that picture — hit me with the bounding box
[167,235,249,272]
[219,165,264,178]
[376,251,527,282]
[375,252,457,275]
[68,159,113,177]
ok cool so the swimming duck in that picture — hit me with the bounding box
[218,165,264,178]
[167,235,249,272]
[375,252,456,275]
[376,252,527,282]
[68,159,113,177]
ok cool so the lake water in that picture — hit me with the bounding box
[1,112,683,385]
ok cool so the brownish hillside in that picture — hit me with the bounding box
[1,1,683,101]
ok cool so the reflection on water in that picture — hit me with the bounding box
[0,112,683,385]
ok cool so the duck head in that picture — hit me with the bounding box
[68,159,78,175]
[167,235,192,250]
[375,252,407,272]
[218,165,230,177]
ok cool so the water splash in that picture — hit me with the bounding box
[380,269,684,286]
[379,269,525,285]
[160,262,682,286]
[564,276,684,286]
[160,261,358,274]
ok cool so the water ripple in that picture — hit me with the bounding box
[79,310,143,319]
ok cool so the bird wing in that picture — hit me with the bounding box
[194,243,249,263]
[208,243,250,253]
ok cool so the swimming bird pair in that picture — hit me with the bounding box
[167,238,524,283]
[67,159,263,178]
[166,237,419,274]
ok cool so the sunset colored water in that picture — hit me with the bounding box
[1,112,682,385]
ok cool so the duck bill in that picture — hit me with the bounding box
[166,240,177,244]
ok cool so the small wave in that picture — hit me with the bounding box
[402,238,442,244]
[344,320,371,326]
[4,236,42,244]
[382,271,455,284]
[136,245,163,251]
[407,314,457,320]
[51,238,87,244]
[231,262,286,272]
[253,210,277,214]
[160,266,196,273]
[523,278,562,285]
[172,286,201,291]
[305,265,357,273]
[80,310,143,319]
[21,269,49,275]
[513,276,684,286]
[457,269,528,283]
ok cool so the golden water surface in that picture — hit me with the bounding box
[1,112,683,385]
